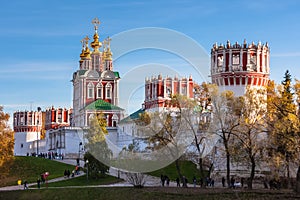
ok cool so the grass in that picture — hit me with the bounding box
[37,174,122,188]
[0,156,75,187]
[0,187,299,200]
[148,160,205,182]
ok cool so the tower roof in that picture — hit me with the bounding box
[85,99,124,111]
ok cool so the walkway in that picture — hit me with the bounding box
[0,158,190,191]
[0,173,85,191]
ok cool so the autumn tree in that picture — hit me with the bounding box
[0,106,14,179]
[231,87,267,189]
[174,84,216,180]
[209,86,241,187]
[141,97,195,181]
[267,70,300,188]
[84,113,112,178]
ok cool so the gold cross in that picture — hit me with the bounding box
[106,36,111,48]
[92,17,100,30]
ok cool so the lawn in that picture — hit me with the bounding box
[0,187,299,200]
[36,174,122,188]
[148,160,205,182]
[0,156,75,187]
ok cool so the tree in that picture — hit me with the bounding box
[125,172,146,188]
[174,84,216,181]
[146,111,185,181]
[84,113,112,178]
[267,71,300,188]
[232,87,267,189]
[209,86,241,187]
[0,106,14,168]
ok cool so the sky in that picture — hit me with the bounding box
[1,0,300,127]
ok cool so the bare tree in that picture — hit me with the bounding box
[125,172,146,188]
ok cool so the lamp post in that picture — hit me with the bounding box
[78,142,82,166]
[86,159,89,181]
[37,107,41,156]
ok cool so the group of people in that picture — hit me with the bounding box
[27,152,64,160]
[160,174,170,186]
[64,165,80,178]
[162,175,215,188]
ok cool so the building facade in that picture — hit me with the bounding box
[143,74,194,111]
[211,40,270,96]
[13,110,43,156]
[72,18,123,127]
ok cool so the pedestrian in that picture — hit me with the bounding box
[199,178,203,188]
[24,180,28,190]
[67,169,71,178]
[230,177,235,188]
[182,176,188,187]
[41,174,45,184]
[64,169,67,178]
[211,179,215,187]
[193,176,197,187]
[160,174,165,187]
[176,177,180,187]
[75,165,79,175]
[37,178,41,189]
[222,177,225,187]
[165,176,170,186]
[241,177,245,188]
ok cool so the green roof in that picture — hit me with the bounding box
[119,108,145,123]
[85,99,124,111]
[113,71,120,78]
[78,69,88,76]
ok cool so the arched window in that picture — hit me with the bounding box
[181,86,187,95]
[112,114,118,127]
[106,83,112,99]
[96,83,103,98]
[87,82,94,99]
[167,87,172,98]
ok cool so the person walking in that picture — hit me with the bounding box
[23,180,28,190]
[176,177,180,187]
[193,176,197,187]
[37,178,41,189]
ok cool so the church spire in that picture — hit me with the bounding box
[79,36,92,70]
[90,17,102,53]
[103,37,113,71]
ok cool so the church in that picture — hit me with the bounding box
[13,18,271,166]
[13,18,125,157]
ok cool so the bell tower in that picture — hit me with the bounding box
[72,18,122,127]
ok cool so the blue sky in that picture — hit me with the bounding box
[1,0,300,126]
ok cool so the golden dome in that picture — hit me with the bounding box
[84,47,91,59]
[91,32,102,53]
[105,48,112,61]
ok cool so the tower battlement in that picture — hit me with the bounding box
[211,40,270,96]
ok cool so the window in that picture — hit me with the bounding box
[21,143,23,148]
[181,86,187,95]
[87,82,94,98]
[217,56,224,67]
[232,54,240,65]
[167,87,171,97]
[97,83,103,98]
[106,83,112,99]
[250,54,256,65]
